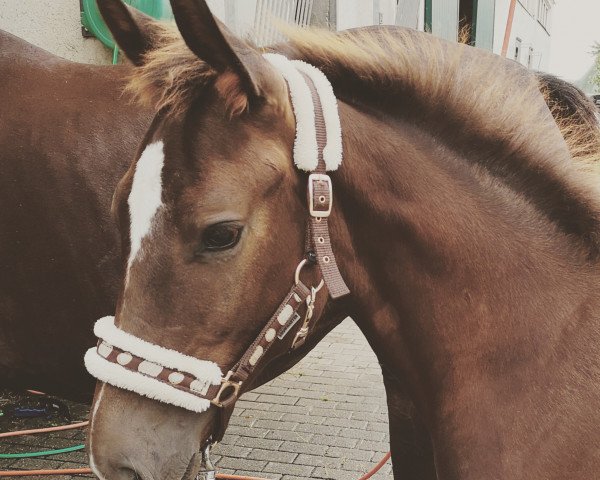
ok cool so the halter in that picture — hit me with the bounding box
[84,54,349,441]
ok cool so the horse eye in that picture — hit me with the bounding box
[201,223,243,252]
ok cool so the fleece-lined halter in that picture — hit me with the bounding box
[84,54,349,436]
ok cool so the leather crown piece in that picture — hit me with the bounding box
[84,55,349,416]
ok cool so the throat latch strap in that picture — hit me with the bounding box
[303,73,350,299]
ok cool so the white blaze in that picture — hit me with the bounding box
[126,141,165,281]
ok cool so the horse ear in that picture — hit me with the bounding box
[97,0,162,66]
[169,0,266,101]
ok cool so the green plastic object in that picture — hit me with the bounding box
[81,0,173,50]
[0,444,85,459]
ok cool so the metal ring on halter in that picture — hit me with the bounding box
[294,259,325,292]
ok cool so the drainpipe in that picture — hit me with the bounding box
[501,0,517,57]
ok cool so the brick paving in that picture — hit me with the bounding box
[0,319,392,479]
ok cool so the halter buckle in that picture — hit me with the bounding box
[211,370,241,408]
[308,174,333,217]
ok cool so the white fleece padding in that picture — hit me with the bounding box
[291,60,343,171]
[84,348,211,413]
[127,141,165,282]
[93,316,222,384]
[263,53,318,171]
[263,53,343,172]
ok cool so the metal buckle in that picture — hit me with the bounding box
[211,371,241,408]
[308,173,333,217]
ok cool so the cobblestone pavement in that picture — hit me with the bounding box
[1,319,392,479]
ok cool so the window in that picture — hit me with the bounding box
[527,46,535,68]
[537,0,551,30]
[518,0,535,15]
[514,37,522,62]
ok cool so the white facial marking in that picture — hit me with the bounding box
[126,141,165,282]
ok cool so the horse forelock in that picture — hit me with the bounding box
[125,22,251,118]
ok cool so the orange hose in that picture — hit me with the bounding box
[0,468,93,477]
[24,390,46,396]
[0,421,89,438]
[216,475,275,480]
[0,470,264,479]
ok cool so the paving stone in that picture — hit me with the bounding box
[339,428,387,442]
[280,412,325,424]
[322,417,368,430]
[326,446,375,462]
[294,453,343,468]
[247,448,297,463]
[263,461,315,477]
[280,440,328,456]
[256,394,299,405]
[212,444,252,458]
[311,434,359,449]
[295,423,341,436]
[234,436,284,450]
[253,419,299,431]
[217,456,267,471]
[264,429,314,443]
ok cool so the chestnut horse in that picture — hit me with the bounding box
[84,1,600,479]
[0,21,432,479]
[0,27,150,399]
[2,4,600,479]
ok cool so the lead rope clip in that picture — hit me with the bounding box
[195,442,216,480]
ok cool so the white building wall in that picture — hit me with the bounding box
[336,0,397,30]
[0,0,111,64]
[493,0,552,71]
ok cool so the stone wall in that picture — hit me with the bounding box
[0,0,112,64]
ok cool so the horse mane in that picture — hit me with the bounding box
[281,27,600,166]
[280,27,600,253]
[127,24,600,254]
[128,24,600,170]
[537,72,600,170]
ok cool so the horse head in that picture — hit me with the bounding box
[86,1,346,478]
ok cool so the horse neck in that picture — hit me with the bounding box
[329,101,600,475]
